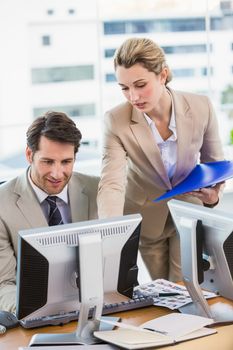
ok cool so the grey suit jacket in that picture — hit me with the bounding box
[98,88,224,228]
[0,170,99,312]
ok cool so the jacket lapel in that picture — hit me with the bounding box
[170,89,194,186]
[14,171,48,227]
[130,107,171,187]
[69,175,89,222]
[15,171,89,226]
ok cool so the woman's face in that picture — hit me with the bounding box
[115,63,167,113]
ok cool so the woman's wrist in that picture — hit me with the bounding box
[203,198,219,208]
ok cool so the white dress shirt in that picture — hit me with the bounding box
[28,170,71,224]
[144,92,177,179]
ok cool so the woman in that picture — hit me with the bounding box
[97,37,224,282]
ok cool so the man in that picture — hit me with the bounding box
[0,111,99,312]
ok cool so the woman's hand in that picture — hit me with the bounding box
[187,182,225,206]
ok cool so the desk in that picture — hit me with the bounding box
[1,296,233,350]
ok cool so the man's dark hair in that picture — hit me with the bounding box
[26,111,82,154]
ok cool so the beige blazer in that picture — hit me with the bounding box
[0,170,99,312]
[98,88,224,226]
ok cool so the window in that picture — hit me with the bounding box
[211,14,233,30]
[42,35,51,46]
[68,9,75,15]
[220,1,233,12]
[105,73,116,82]
[162,44,209,54]
[104,18,206,35]
[104,16,233,35]
[31,65,94,84]
[131,21,150,33]
[172,67,212,78]
[33,104,95,118]
[104,48,116,58]
[104,21,126,35]
[47,9,54,15]
[172,68,195,78]
[201,67,214,76]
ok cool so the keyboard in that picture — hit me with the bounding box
[103,296,154,315]
[19,296,154,328]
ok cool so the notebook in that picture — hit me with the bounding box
[94,313,217,349]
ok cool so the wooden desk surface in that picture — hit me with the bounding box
[1,297,233,350]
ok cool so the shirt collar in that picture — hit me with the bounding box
[27,168,69,204]
[144,89,177,140]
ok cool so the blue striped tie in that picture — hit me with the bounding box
[46,196,64,226]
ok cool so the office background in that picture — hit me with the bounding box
[0,0,233,282]
[0,0,233,171]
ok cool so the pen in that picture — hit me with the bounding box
[158,292,181,297]
[134,291,181,298]
[143,327,168,335]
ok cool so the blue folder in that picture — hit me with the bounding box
[154,160,233,203]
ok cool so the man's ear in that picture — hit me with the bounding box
[25,146,33,164]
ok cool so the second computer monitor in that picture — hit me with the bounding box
[168,199,233,301]
[168,199,233,322]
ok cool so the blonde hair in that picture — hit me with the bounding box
[114,37,172,85]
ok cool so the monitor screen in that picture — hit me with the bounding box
[16,214,142,324]
[168,199,233,322]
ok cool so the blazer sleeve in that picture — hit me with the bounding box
[199,96,224,162]
[0,219,17,312]
[200,96,225,205]
[97,111,128,218]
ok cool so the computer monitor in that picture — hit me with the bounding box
[16,214,142,329]
[168,199,233,324]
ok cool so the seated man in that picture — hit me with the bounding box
[0,111,99,312]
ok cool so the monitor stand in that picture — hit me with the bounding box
[29,232,105,346]
[179,277,233,325]
[178,217,233,325]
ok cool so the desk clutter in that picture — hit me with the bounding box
[134,278,217,310]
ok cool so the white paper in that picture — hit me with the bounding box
[140,313,214,338]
